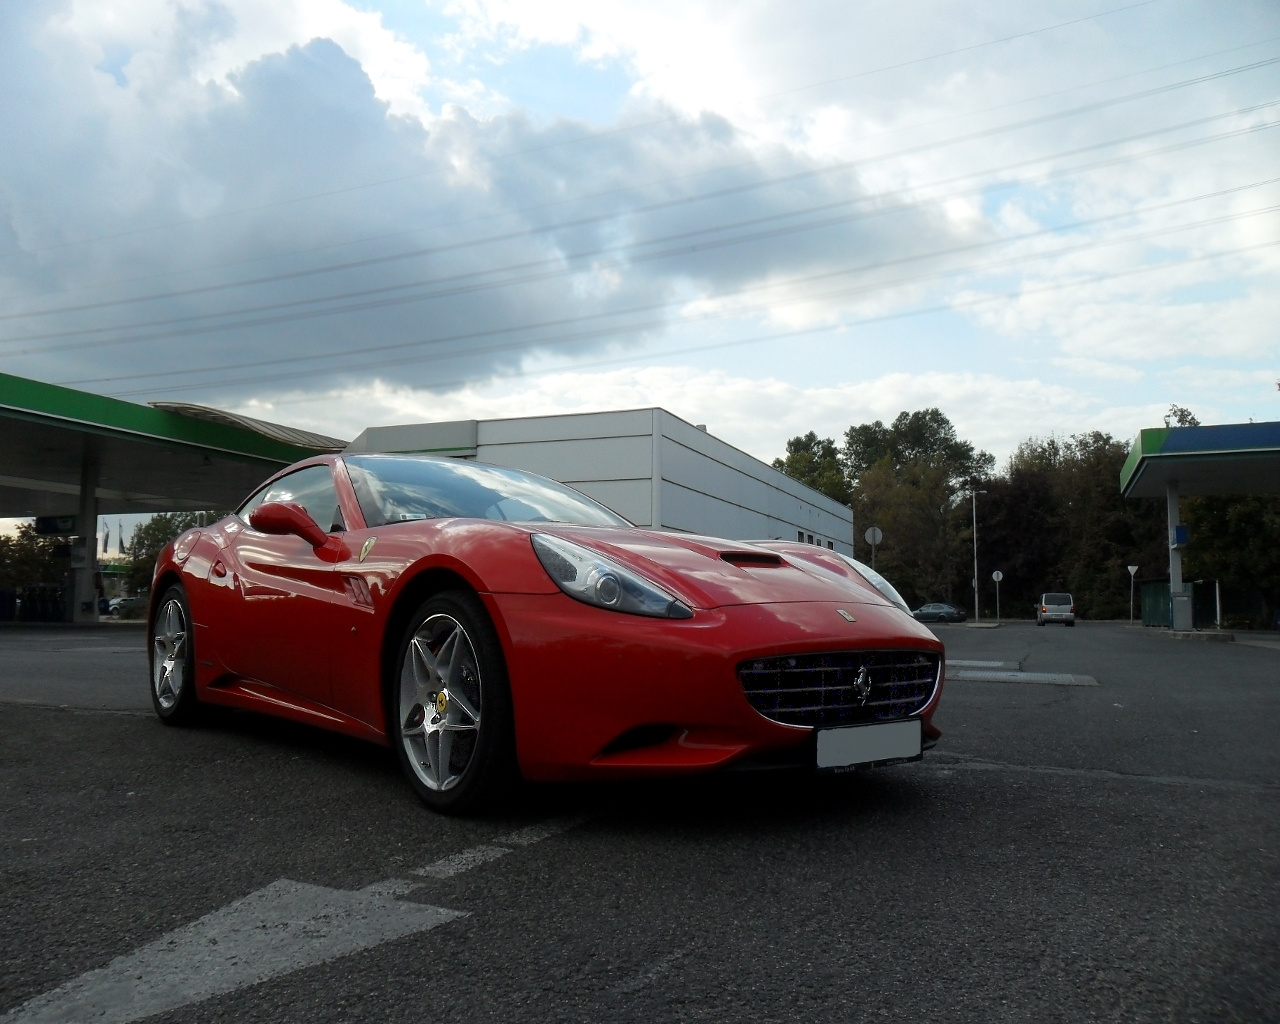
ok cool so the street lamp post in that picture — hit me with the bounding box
[1127,565,1138,626]
[969,487,987,621]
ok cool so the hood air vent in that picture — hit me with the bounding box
[720,551,784,567]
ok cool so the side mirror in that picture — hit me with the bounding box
[249,502,328,548]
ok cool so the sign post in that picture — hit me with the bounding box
[864,526,883,571]
[969,488,987,620]
[1127,565,1139,625]
[991,570,1003,621]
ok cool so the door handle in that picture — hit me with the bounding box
[211,559,227,578]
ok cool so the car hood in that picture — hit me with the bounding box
[534,526,902,612]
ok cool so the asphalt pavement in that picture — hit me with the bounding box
[1,620,1277,1023]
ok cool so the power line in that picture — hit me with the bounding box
[39,176,1280,376]
[9,0,1176,257]
[6,103,1277,351]
[72,200,1280,394]
[15,34,1274,304]
[7,55,1275,324]
[104,236,1280,402]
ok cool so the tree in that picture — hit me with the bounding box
[1183,494,1280,626]
[126,512,227,593]
[977,464,1064,616]
[843,408,993,484]
[841,409,991,606]
[771,432,851,505]
[999,432,1165,618]
[853,458,960,607]
[0,524,69,589]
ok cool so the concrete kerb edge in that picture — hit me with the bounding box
[1167,630,1235,643]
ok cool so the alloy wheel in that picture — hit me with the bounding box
[398,613,483,791]
[152,597,187,710]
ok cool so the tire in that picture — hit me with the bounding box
[149,585,201,724]
[1066,620,1075,628]
[1037,619,1044,626]
[390,590,516,814]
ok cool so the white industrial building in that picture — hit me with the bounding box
[345,407,854,553]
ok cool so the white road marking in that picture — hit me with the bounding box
[948,659,1015,669]
[4,815,589,1022]
[413,843,511,878]
[0,880,464,1024]
[924,758,1276,793]
[950,669,1098,686]
[412,815,589,878]
[494,816,588,847]
[0,701,148,716]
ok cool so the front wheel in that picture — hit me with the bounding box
[150,585,201,724]
[391,590,516,814]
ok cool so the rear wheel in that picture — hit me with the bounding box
[150,585,201,724]
[390,590,516,814]
[1066,620,1075,627]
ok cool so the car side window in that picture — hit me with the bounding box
[241,466,343,534]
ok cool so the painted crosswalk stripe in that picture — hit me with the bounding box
[494,816,588,847]
[412,843,512,878]
[0,880,463,1024]
[950,669,1097,685]
[3,815,589,1023]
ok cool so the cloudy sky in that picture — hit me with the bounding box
[1,0,1278,475]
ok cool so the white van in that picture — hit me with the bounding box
[1037,593,1075,626]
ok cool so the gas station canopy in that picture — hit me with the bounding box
[0,373,346,518]
[1120,419,1280,632]
[1119,421,1280,499]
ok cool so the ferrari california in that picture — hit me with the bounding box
[148,454,946,812]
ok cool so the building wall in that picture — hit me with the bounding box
[476,409,656,527]
[653,411,852,550]
[346,407,853,552]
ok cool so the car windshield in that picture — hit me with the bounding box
[1045,593,1072,604]
[344,455,630,528]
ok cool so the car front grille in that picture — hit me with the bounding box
[738,650,941,727]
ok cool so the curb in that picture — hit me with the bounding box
[1168,630,1234,643]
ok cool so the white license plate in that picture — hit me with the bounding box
[816,719,922,769]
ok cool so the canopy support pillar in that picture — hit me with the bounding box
[1167,479,1193,631]
[73,455,99,624]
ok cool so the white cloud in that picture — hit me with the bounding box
[234,363,1101,466]
[0,0,1276,454]
[55,0,435,121]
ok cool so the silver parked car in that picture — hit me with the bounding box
[1037,593,1075,626]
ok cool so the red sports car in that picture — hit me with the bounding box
[149,454,946,812]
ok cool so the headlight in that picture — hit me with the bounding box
[836,553,912,614]
[531,534,693,619]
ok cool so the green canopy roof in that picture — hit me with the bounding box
[1120,421,1280,499]
[0,373,347,517]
